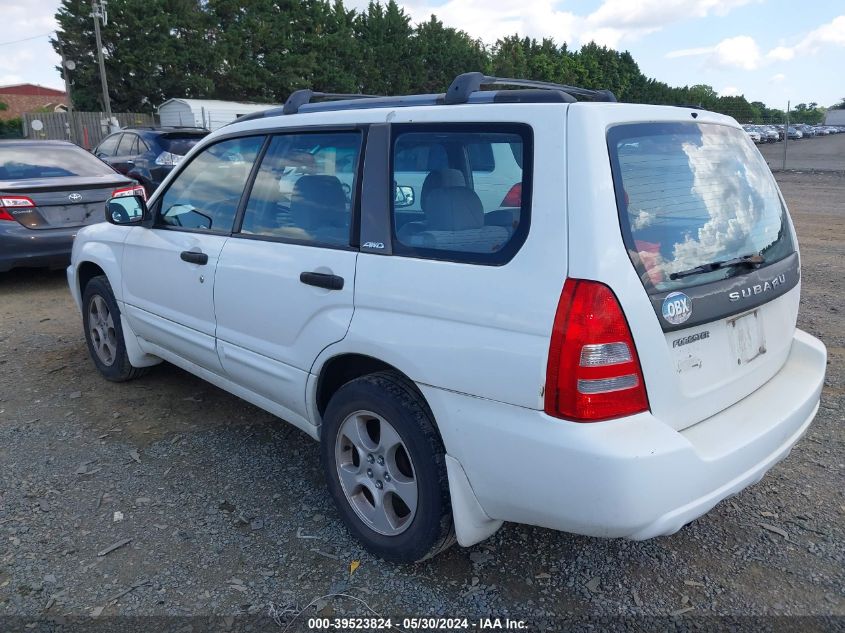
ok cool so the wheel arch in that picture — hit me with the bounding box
[316,353,424,417]
[77,260,107,297]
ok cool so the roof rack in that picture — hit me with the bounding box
[445,72,616,104]
[283,90,381,115]
[230,73,616,125]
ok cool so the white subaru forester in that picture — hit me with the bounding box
[68,74,827,562]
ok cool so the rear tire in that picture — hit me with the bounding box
[321,371,455,563]
[82,275,148,382]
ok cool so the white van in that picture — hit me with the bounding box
[68,74,827,562]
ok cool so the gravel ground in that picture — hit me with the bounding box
[0,171,843,631]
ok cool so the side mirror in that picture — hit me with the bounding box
[106,194,147,225]
[394,185,415,208]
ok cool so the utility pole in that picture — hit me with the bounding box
[91,0,113,131]
[782,99,789,171]
[58,40,76,144]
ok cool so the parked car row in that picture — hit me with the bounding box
[742,123,844,143]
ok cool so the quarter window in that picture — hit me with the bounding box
[239,132,362,247]
[158,136,264,233]
[391,124,531,264]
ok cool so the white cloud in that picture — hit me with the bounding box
[767,46,794,61]
[666,46,715,59]
[765,14,845,60]
[713,36,761,69]
[769,73,786,83]
[666,35,761,70]
[347,0,755,47]
[721,86,741,96]
[587,0,758,30]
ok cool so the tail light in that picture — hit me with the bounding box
[111,185,147,201]
[545,279,649,422]
[155,151,183,167]
[0,195,35,221]
[500,183,522,207]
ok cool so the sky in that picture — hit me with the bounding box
[1,0,843,108]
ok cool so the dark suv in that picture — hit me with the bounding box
[93,127,208,197]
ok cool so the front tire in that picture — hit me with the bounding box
[82,275,147,382]
[321,371,455,563]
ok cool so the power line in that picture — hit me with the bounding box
[0,33,53,48]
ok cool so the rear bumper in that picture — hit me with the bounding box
[424,329,826,540]
[0,223,78,272]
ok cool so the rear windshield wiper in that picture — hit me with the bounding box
[669,254,765,280]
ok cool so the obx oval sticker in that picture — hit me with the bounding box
[662,291,693,325]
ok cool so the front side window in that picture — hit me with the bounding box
[391,124,531,264]
[608,122,795,293]
[239,132,362,247]
[158,136,264,233]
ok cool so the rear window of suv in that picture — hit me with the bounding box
[608,122,794,293]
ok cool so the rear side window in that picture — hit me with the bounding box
[239,132,362,247]
[391,124,532,265]
[608,122,794,293]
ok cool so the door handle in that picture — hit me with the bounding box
[300,271,344,290]
[180,250,208,265]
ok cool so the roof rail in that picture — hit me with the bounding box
[282,90,381,115]
[444,72,616,105]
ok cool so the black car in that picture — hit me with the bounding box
[1,140,139,272]
[93,127,208,197]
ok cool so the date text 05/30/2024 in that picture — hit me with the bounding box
[307,617,528,630]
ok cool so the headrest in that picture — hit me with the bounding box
[421,169,466,211]
[423,186,484,231]
[290,175,347,230]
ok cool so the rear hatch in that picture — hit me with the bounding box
[608,122,799,426]
[606,119,799,430]
[0,143,132,229]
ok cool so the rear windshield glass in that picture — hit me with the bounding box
[160,135,206,156]
[0,145,115,180]
[608,122,794,293]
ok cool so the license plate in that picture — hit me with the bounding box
[727,310,766,366]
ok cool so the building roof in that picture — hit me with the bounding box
[0,83,66,97]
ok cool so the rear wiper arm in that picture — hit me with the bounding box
[669,254,765,280]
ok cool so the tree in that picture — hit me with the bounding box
[53,0,216,113]
[51,0,812,117]
[413,16,487,94]
[354,1,418,94]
